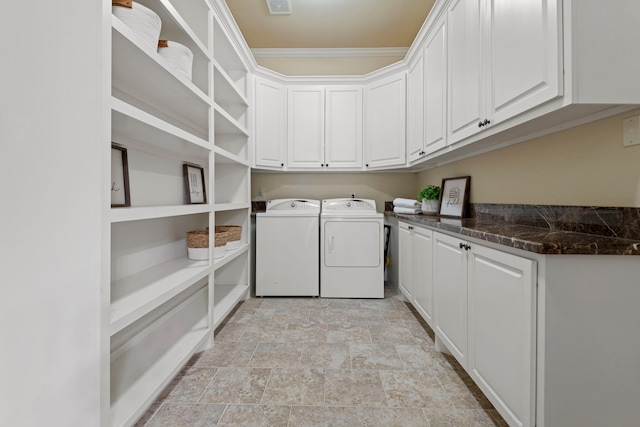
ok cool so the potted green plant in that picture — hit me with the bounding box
[417,185,440,215]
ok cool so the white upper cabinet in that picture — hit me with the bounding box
[423,14,448,155]
[406,53,425,163]
[287,85,363,170]
[364,73,407,169]
[447,0,561,144]
[488,0,561,124]
[254,76,286,169]
[325,86,363,169]
[288,86,325,169]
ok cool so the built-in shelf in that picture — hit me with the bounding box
[213,146,249,166]
[213,283,249,329]
[112,97,210,157]
[214,104,249,136]
[110,286,209,427]
[214,203,250,213]
[110,256,211,335]
[213,244,249,271]
[213,61,249,106]
[112,17,211,137]
[111,204,211,223]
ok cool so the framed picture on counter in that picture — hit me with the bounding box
[111,144,131,208]
[183,164,207,204]
[439,176,470,218]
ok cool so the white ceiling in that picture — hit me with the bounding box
[223,0,435,50]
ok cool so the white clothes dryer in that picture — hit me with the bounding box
[256,199,320,296]
[320,198,384,298]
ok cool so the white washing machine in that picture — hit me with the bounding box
[320,198,384,298]
[256,199,320,296]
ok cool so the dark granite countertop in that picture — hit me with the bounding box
[387,204,640,256]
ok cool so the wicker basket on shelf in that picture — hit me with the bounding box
[186,229,208,260]
[213,229,228,259]
[215,225,242,250]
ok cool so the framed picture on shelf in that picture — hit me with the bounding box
[111,144,131,208]
[438,176,470,218]
[183,164,207,204]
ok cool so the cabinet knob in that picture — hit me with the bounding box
[365,163,369,167]
[321,163,324,167]
[325,163,329,167]
[483,119,491,126]
[459,242,465,249]
[280,163,284,167]
[478,121,484,128]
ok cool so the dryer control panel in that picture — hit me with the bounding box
[322,198,377,213]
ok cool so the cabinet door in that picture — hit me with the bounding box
[433,231,467,367]
[287,86,325,169]
[325,86,363,168]
[447,0,484,144]
[468,244,536,427]
[398,222,413,301]
[364,73,406,168]
[412,226,433,326]
[488,0,561,124]
[424,16,447,154]
[254,77,286,169]
[406,55,425,163]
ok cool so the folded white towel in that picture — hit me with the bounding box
[394,206,421,215]
[393,198,420,208]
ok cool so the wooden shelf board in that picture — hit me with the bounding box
[213,244,249,271]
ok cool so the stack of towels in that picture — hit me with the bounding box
[393,198,421,214]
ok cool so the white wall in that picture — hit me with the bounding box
[416,109,640,207]
[0,1,105,425]
[252,172,417,212]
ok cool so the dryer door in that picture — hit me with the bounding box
[323,220,381,267]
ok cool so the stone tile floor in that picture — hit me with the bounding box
[136,288,508,426]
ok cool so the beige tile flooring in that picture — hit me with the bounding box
[136,289,508,427]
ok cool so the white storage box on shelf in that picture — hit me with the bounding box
[158,40,194,80]
[112,0,161,53]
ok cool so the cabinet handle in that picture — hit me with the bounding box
[459,242,465,249]
[483,119,491,126]
[478,121,484,128]
[459,242,471,251]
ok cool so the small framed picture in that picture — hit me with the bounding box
[183,164,207,204]
[438,176,470,218]
[111,144,131,207]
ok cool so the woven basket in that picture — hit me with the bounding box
[215,225,241,242]
[186,229,208,248]
[158,40,193,80]
[214,230,228,248]
[215,225,242,250]
[112,1,162,53]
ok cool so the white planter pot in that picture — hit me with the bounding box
[421,199,439,215]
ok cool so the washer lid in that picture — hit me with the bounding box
[262,198,321,215]
[322,198,378,214]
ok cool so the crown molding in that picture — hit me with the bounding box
[251,47,409,58]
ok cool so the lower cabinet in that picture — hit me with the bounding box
[432,230,536,427]
[398,222,434,325]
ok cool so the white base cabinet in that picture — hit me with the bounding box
[467,242,537,427]
[400,225,640,427]
[399,222,434,326]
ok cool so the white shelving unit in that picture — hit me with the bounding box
[106,0,252,425]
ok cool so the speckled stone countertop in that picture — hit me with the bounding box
[386,204,640,256]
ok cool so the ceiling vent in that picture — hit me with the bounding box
[266,0,291,15]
